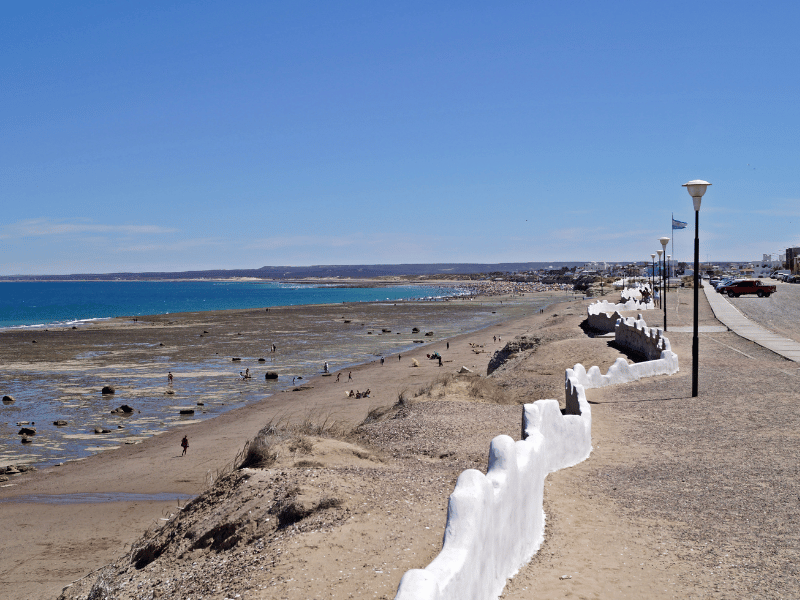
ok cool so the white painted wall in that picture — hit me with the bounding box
[393,316,677,600]
[394,390,592,600]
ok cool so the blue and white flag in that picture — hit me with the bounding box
[672,217,688,230]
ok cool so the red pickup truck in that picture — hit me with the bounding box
[718,279,776,298]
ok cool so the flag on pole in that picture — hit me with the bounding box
[672,217,688,230]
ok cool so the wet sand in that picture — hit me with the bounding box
[0,291,566,599]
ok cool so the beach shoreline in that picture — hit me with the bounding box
[0,289,572,599]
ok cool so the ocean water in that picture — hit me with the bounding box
[0,281,458,329]
[0,282,556,469]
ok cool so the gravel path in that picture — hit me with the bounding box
[582,289,800,598]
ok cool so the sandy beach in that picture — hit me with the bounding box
[3,284,799,599]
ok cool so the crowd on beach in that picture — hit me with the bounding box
[451,280,573,298]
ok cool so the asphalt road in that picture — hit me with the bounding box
[719,279,800,343]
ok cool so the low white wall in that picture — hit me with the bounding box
[586,308,624,333]
[568,315,678,388]
[588,297,655,315]
[393,316,677,600]
[394,390,592,600]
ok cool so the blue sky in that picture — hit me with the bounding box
[2,1,799,274]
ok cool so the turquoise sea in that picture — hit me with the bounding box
[0,281,458,329]
[0,281,554,468]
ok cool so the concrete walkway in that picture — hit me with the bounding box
[702,283,800,362]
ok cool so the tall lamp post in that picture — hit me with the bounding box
[656,249,664,308]
[651,253,656,299]
[667,255,672,289]
[683,180,711,398]
[659,237,670,330]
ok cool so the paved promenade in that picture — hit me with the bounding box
[702,282,800,361]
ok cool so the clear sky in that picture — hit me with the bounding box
[3,1,799,275]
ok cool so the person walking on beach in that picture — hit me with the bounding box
[348,371,352,381]
[446,342,449,350]
[336,373,340,382]
[181,435,189,456]
[168,371,173,383]
[380,357,384,366]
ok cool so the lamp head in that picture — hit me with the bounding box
[659,237,670,249]
[683,179,711,211]
[651,253,656,260]
[657,249,663,258]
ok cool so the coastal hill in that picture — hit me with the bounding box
[0,262,583,281]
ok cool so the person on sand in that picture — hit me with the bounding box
[380,356,384,366]
[324,361,329,373]
[438,356,442,367]
[168,371,173,383]
[336,373,340,383]
[181,435,189,456]
[348,371,352,381]
[245,368,250,378]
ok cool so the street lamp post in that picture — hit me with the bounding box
[667,255,672,289]
[651,253,656,301]
[660,237,670,330]
[683,180,711,398]
[656,249,664,308]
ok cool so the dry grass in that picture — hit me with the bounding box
[236,410,354,470]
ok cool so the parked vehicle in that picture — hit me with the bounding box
[717,279,777,298]
[714,278,736,291]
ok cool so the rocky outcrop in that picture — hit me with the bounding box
[95,427,111,434]
[111,405,135,415]
[264,372,279,380]
[18,427,36,436]
[2,395,13,404]
[101,386,115,395]
[54,420,68,426]
[486,335,540,375]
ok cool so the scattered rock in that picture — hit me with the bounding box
[111,405,134,415]
[18,427,36,436]
[4,466,20,475]
[382,328,391,333]
[343,320,352,323]
[257,358,266,362]
[32,340,37,343]
[95,427,111,434]
[424,331,434,336]
[458,366,473,373]
[411,327,420,333]
[413,340,425,343]
[367,331,372,334]
[21,436,32,444]
[54,420,68,427]
[165,389,175,395]
[0,476,7,482]
[2,395,13,404]
[264,372,278,380]
[179,408,195,415]
[231,357,242,361]
[71,326,77,329]
[197,401,205,406]
[159,343,165,346]
[16,465,36,472]
[101,386,116,395]
[203,330,209,334]
[487,334,541,375]
[560,574,573,580]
